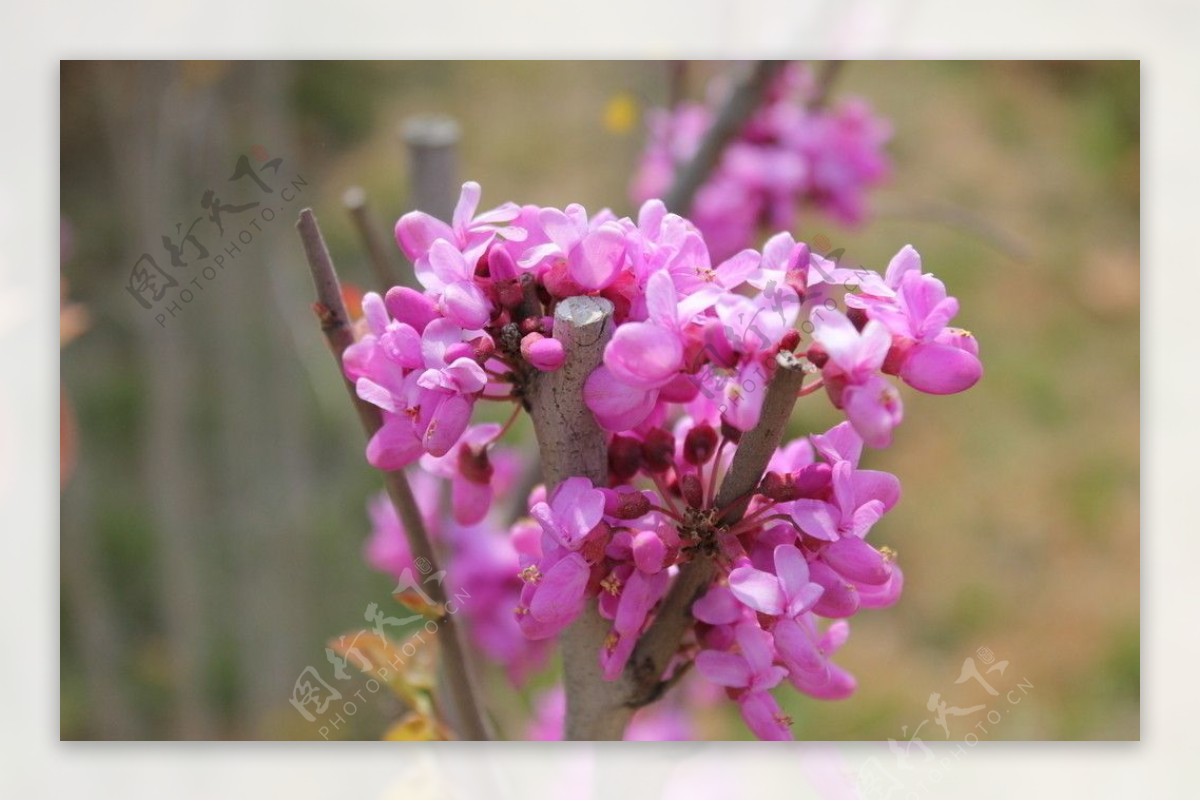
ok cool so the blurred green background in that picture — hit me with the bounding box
[59,61,1139,741]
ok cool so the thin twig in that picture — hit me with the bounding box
[296,208,492,741]
[625,351,808,707]
[663,60,786,216]
[808,60,844,111]
[343,186,406,290]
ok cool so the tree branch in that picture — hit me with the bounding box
[663,60,786,216]
[625,351,809,707]
[525,296,638,740]
[296,208,492,741]
[343,186,405,290]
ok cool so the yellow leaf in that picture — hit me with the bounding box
[382,710,451,741]
[327,629,439,707]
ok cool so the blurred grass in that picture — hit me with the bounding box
[60,61,1138,741]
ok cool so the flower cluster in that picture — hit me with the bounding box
[352,180,980,739]
[632,64,892,262]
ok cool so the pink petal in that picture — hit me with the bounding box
[442,357,488,394]
[452,181,481,234]
[395,212,455,261]
[857,564,904,609]
[552,477,605,546]
[883,244,921,288]
[790,499,840,542]
[528,553,589,625]
[443,281,492,330]
[900,342,982,395]
[821,536,891,586]
[645,270,679,328]
[452,475,492,525]
[421,318,463,367]
[584,367,659,431]
[605,322,683,390]
[809,562,860,618]
[385,286,438,333]
[810,421,863,467]
[631,531,666,574]
[728,565,784,616]
[715,249,760,287]
[365,417,422,469]
[739,692,793,741]
[842,375,902,449]
[773,617,826,676]
[568,224,626,290]
[692,585,741,625]
[356,377,399,414]
[422,393,472,456]
[695,650,752,688]
[852,469,901,513]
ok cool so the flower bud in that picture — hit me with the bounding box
[679,472,705,509]
[806,343,829,369]
[779,329,802,353]
[384,286,437,333]
[521,333,565,371]
[487,246,518,281]
[760,471,800,502]
[456,442,493,485]
[791,463,832,498]
[495,277,525,310]
[683,423,719,465]
[608,435,643,481]
[641,428,676,473]
[469,335,495,362]
[608,489,651,520]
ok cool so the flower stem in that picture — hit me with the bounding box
[296,208,492,741]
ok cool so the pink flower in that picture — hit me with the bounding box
[395,180,524,264]
[696,621,792,741]
[811,308,903,448]
[728,544,824,619]
[519,204,627,291]
[846,245,982,395]
[419,423,500,525]
[530,477,606,550]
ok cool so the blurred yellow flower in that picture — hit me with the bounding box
[603,93,639,135]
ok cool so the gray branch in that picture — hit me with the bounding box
[296,208,492,741]
[663,61,786,216]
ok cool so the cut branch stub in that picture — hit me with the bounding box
[525,296,635,740]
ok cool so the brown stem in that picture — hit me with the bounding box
[343,186,405,290]
[296,208,492,741]
[624,351,808,708]
[808,60,844,111]
[663,60,787,216]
